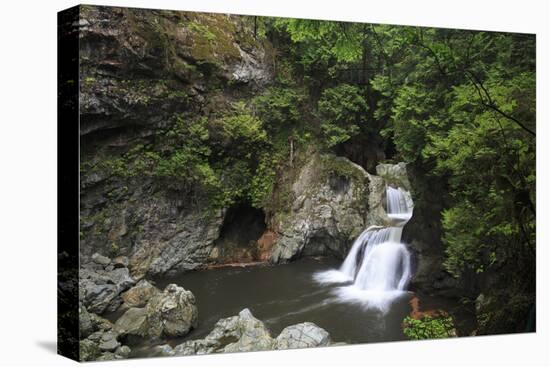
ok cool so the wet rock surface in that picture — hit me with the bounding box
[120,279,160,309]
[80,253,136,314]
[78,5,273,280]
[144,284,198,338]
[114,307,148,337]
[160,308,332,357]
[80,305,113,338]
[270,154,370,262]
[79,306,132,361]
[275,322,331,349]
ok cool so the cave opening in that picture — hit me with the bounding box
[212,203,267,263]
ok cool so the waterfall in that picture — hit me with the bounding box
[314,183,413,312]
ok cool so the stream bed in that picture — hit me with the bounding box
[123,257,422,357]
[121,257,475,358]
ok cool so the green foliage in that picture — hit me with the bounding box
[370,27,535,296]
[320,154,367,184]
[274,19,364,64]
[253,87,304,129]
[249,154,278,208]
[153,116,212,183]
[318,84,369,147]
[98,101,275,210]
[402,316,456,340]
[187,20,217,42]
[215,101,267,149]
[86,17,535,336]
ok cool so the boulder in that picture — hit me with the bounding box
[98,331,121,352]
[129,210,225,278]
[115,345,132,358]
[121,279,160,308]
[174,308,274,356]
[95,352,117,361]
[114,307,148,337]
[80,264,136,314]
[80,324,132,361]
[173,339,216,356]
[476,293,489,313]
[215,308,275,353]
[172,309,333,356]
[376,162,412,191]
[80,306,113,338]
[275,322,331,350]
[79,306,94,338]
[80,339,101,361]
[91,253,111,266]
[145,284,198,338]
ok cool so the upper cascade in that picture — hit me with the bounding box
[314,162,414,312]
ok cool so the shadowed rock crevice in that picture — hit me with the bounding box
[209,204,267,263]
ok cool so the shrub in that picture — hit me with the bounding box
[253,87,304,129]
[318,84,368,147]
[402,315,456,340]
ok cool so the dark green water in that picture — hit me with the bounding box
[154,258,414,346]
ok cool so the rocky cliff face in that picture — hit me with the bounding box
[78,7,376,279]
[77,6,453,299]
[78,6,273,278]
[270,154,370,262]
[79,6,272,137]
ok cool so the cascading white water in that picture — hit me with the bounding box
[314,183,413,312]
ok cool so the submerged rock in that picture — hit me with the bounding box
[145,284,198,338]
[152,344,176,357]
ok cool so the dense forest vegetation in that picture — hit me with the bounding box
[272,20,537,333]
[151,17,536,333]
[78,6,535,345]
[260,19,535,333]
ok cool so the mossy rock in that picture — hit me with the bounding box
[80,339,101,361]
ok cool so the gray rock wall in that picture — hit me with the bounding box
[78,6,273,278]
[270,154,370,262]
